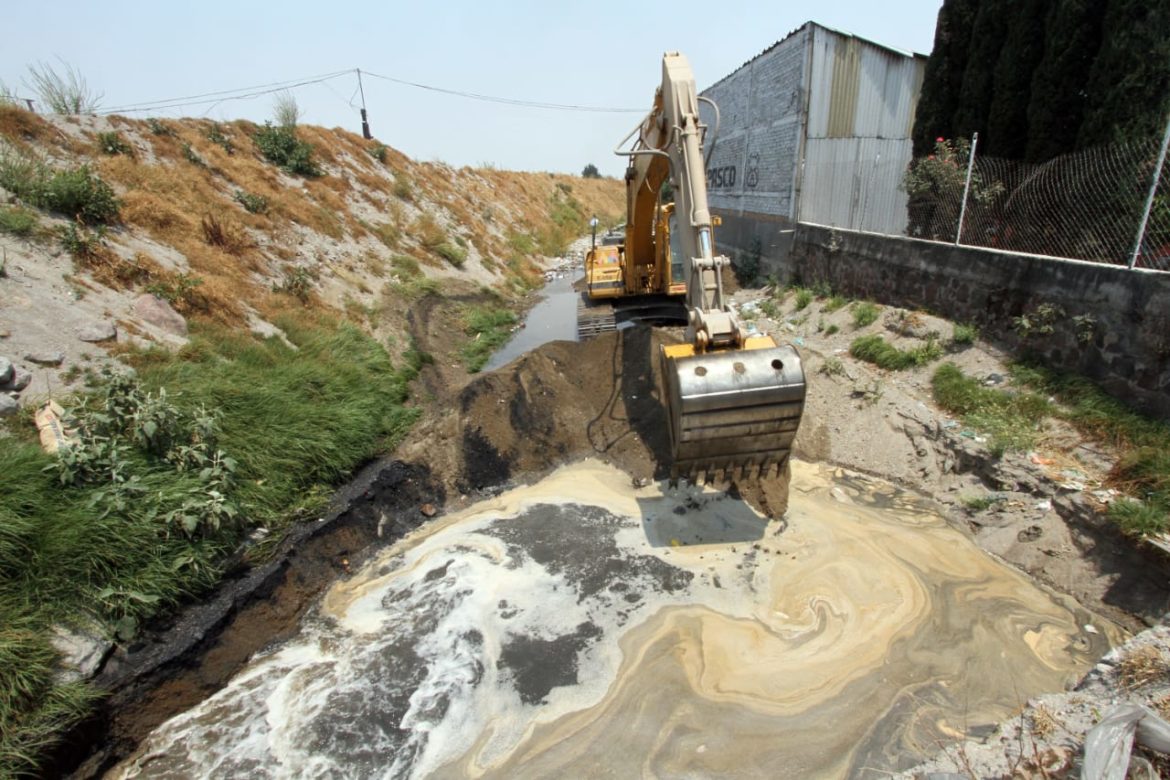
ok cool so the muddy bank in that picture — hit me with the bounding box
[58,460,444,778]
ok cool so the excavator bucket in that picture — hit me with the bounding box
[661,338,806,482]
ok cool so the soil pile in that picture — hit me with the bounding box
[398,325,795,517]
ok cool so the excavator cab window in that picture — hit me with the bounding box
[668,210,685,285]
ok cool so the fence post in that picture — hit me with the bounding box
[955,132,979,245]
[1128,111,1170,269]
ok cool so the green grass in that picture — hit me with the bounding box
[931,363,1053,456]
[960,494,1002,512]
[850,334,943,371]
[0,148,119,224]
[0,205,37,237]
[851,301,880,328]
[0,315,420,776]
[952,322,978,345]
[1007,361,1170,533]
[460,305,517,372]
[384,255,439,301]
[824,324,840,336]
[793,288,814,310]
[823,295,848,313]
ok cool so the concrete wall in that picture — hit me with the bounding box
[779,223,1170,419]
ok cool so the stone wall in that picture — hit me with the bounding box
[776,223,1170,418]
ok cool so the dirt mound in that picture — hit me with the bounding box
[398,325,794,517]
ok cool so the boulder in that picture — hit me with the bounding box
[78,320,118,343]
[0,393,18,417]
[25,351,64,367]
[0,356,12,384]
[132,294,188,338]
[51,623,114,682]
[2,367,31,392]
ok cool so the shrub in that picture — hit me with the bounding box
[581,163,600,178]
[200,214,247,254]
[272,266,315,302]
[0,205,37,236]
[146,118,173,136]
[253,122,320,177]
[181,142,205,167]
[58,222,105,259]
[367,143,388,164]
[146,273,205,311]
[952,323,978,345]
[393,175,413,201]
[96,131,131,156]
[793,288,814,310]
[233,190,269,215]
[851,301,880,328]
[823,295,847,313]
[206,123,234,154]
[824,324,840,336]
[0,149,119,224]
[272,91,301,128]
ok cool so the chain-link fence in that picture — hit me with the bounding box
[903,133,1170,270]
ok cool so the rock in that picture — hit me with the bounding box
[25,351,64,367]
[133,294,188,337]
[0,393,18,416]
[2,367,31,392]
[420,503,438,518]
[78,320,117,343]
[0,356,11,384]
[50,623,114,682]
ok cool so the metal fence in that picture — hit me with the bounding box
[903,127,1170,270]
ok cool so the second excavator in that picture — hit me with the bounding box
[584,52,807,482]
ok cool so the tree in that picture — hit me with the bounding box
[912,0,980,156]
[581,163,601,179]
[1078,0,1170,147]
[952,0,1013,141]
[985,0,1051,158]
[1025,0,1108,161]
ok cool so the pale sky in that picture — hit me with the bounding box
[2,1,942,176]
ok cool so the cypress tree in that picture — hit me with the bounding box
[912,0,980,156]
[984,0,1051,157]
[1078,0,1170,147]
[1025,0,1108,161]
[952,0,1013,141]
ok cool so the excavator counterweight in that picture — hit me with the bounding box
[603,52,807,481]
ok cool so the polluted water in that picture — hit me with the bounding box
[112,459,1119,779]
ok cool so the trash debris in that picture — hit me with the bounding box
[35,400,75,453]
[942,420,959,429]
[1082,703,1170,780]
[794,336,805,346]
[1029,452,1055,466]
[1036,499,1053,511]
[1084,624,1099,634]
[1091,489,1119,504]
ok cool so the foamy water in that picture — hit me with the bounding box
[112,460,1119,779]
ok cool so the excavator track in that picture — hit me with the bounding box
[576,294,617,339]
[577,293,686,341]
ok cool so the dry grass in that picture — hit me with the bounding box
[0,104,53,142]
[1118,645,1170,689]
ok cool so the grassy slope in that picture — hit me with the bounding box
[0,104,624,775]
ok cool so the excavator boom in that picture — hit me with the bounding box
[618,52,807,481]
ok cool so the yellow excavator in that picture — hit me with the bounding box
[585,52,806,481]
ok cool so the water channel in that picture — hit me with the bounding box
[112,460,1117,779]
[482,265,583,373]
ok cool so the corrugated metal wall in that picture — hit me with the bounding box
[799,25,926,234]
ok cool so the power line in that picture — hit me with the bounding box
[350,69,643,114]
[97,70,354,115]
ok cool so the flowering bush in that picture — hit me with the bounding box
[902,138,1004,240]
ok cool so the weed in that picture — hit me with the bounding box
[200,214,247,254]
[96,131,131,156]
[793,288,814,310]
[1013,302,1064,339]
[58,222,105,259]
[758,299,780,320]
[1117,645,1170,689]
[0,149,119,224]
[372,220,400,249]
[272,266,316,303]
[952,323,978,345]
[0,205,37,236]
[146,118,173,136]
[232,190,269,215]
[25,59,101,114]
[367,143,388,164]
[272,91,301,128]
[1072,313,1097,345]
[960,494,1002,512]
[850,334,942,370]
[393,175,413,201]
[145,273,205,312]
[823,295,847,313]
[810,280,833,298]
[253,122,320,177]
[1109,499,1169,537]
[824,324,840,336]
[819,357,846,377]
[931,363,1053,455]
[851,301,880,328]
[415,214,467,267]
[205,123,234,154]
[181,142,205,167]
[460,305,517,372]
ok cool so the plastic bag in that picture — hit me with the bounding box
[1082,703,1170,780]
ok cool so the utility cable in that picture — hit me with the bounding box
[361,69,641,113]
[97,70,353,115]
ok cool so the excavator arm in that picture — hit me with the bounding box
[619,52,807,482]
